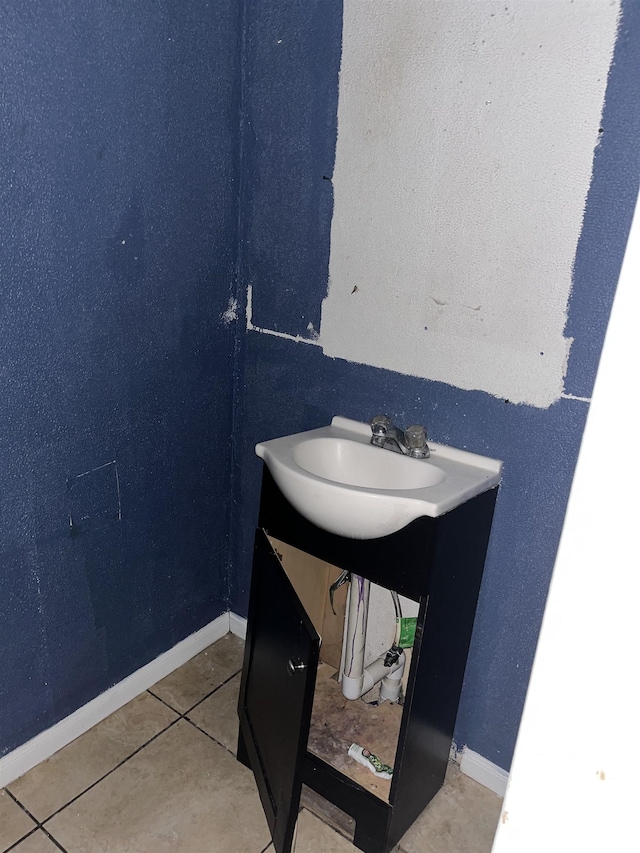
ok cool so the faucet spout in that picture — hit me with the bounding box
[370,415,430,458]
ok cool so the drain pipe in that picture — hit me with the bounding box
[341,575,406,702]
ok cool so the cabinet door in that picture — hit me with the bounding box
[238,529,321,853]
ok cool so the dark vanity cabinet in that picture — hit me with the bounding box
[238,468,498,853]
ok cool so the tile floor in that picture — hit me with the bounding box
[1,634,502,853]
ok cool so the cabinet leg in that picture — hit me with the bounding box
[353,811,391,853]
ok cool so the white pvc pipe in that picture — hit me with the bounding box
[363,650,406,702]
[342,575,370,700]
[341,574,406,702]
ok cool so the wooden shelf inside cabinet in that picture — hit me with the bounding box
[238,467,498,853]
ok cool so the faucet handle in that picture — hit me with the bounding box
[404,424,429,457]
[370,414,392,436]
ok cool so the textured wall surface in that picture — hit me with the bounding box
[321,1,619,408]
[0,1,240,757]
[234,0,640,770]
[2,0,638,777]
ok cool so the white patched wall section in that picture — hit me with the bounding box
[320,0,620,408]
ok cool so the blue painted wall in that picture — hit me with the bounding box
[231,0,640,771]
[0,1,240,757]
[2,0,638,775]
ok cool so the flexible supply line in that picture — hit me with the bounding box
[391,589,402,648]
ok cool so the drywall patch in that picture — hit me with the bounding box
[320,0,620,408]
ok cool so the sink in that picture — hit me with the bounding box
[292,437,446,490]
[256,416,502,540]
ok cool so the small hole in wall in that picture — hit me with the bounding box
[540,351,544,356]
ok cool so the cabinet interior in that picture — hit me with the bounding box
[269,536,412,803]
[268,536,348,669]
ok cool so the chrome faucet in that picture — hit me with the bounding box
[370,415,430,459]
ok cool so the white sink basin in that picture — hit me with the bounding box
[293,437,447,490]
[256,416,502,540]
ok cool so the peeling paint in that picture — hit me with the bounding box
[246,286,322,346]
[561,392,591,403]
[221,296,239,325]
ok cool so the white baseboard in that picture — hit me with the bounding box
[0,611,231,788]
[459,747,509,798]
[229,611,247,640]
[0,607,508,802]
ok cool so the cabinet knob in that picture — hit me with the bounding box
[287,657,306,676]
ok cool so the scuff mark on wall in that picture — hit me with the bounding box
[561,392,591,403]
[246,286,322,346]
[319,0,620,408]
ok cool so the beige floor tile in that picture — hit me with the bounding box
[151,633,245,713]
[293,809,357,852]
[0,789,36,851]
[8,691,178,822]
[397,762,502,853]
[45,719,271,853]
[187,672,240,753]
[8,830,63,853]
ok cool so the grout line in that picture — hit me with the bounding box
[146,689,183,714]
[4,652,245,845]
[147,665,242,719]
[38,718,182,826]
[3,826,40,853]
[40,827,69,852]
[184,717,238,761]
[4,788,40,826]
[182,668,243,716]
[3,826,70,853]
[2,791,70,853]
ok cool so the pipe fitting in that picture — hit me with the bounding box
[342,649,406,702]
[341,573,406,702]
